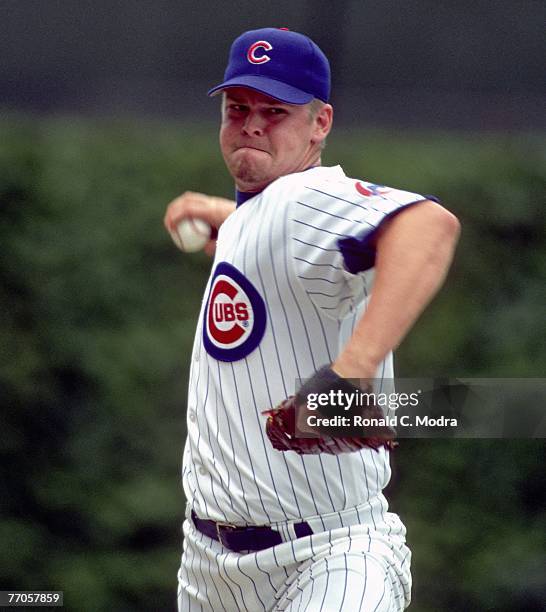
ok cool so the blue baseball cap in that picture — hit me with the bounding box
[207,27,330,104]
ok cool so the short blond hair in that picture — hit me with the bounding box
[308,99,327,150]
[308,98,325,120]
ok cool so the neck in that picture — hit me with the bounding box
[235,155,323,193]
[235,160,322,206]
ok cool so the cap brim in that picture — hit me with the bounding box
[207,75,313,105]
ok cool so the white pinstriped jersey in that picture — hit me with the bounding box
[183,165,427,526]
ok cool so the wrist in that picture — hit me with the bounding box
[331,355,380,381]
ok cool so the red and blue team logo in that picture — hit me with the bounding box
[247,40,273,64]
[203,262,267,362]
[355,181,392,199]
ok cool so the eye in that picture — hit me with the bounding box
[268,107,287,115]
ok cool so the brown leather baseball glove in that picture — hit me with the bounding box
[263,366,397,455]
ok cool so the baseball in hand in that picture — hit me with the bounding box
[173,218,211,252]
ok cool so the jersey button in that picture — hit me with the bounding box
[189,410,196,422]
[198,466,206,476]
[193,352,199,362]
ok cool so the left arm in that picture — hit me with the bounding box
[332,200,460,379]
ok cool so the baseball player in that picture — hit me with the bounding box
[165,28,460,611]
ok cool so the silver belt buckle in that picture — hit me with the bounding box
[215,521,237,547]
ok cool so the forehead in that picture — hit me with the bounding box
[223,87,300,107]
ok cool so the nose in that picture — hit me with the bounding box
[242,111,265,137]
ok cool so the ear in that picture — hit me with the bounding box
[312,104,334,145]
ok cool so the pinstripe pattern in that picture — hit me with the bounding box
[178,503,411,611]
[179,166,421,610]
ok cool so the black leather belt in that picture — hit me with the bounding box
[191,510,313,553]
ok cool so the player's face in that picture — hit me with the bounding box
[219,88,332,192]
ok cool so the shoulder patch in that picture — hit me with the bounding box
[203,262,267,362]
[355,181,392,199]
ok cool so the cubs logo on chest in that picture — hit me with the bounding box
[203,262,267,361]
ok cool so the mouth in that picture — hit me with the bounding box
[235,145,268,153]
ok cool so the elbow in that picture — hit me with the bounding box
[423,200,461,246]
[375,199,461,258]
[440,207,461,245]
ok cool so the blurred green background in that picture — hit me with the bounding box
[1,117,545,611]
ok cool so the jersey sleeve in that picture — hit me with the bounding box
[337,184,439,274]
[287,174,434,318]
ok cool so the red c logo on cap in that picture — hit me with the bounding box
[247,40,273,64]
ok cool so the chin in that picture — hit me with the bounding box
[231,162,271,189]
